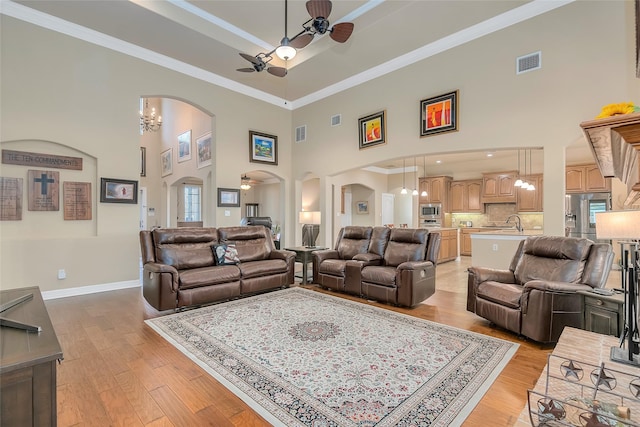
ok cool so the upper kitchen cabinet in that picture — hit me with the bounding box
[516,174,543,212]
[419,176,452,208]
[481,171,517,203]
[451,179,483,213]
[566,164,611,193]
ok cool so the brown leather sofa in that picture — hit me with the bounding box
[467,235,614,343]
[313,226,440,307]
[139,226,296,311]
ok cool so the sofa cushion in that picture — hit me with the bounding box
[213,244,240,265]
[383,229,428,267]
[178,265,240,290]
[219,226,272,262]
[361,266,397,287]
[336,226,373,260]
[319,259,347,276]
[153,228,218,270]
[477,281,523,309]
[238,259,288,279]
[514,237,592,285]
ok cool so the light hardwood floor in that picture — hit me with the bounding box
[44,257,621,426]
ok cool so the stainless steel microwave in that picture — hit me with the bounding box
[419,203,441,218]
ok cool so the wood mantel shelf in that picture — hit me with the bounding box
[580,112,640,207]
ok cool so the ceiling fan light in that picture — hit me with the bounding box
[275,39,296,60]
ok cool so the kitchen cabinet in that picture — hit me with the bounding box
[450,179,483,213]
[516,174,543,212]
[418,176,452,209]
[481,171,517,203]
[460,228,483,256]
[565,164,610,193]
[436,228,458,263]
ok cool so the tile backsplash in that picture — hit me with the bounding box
[448,204,543,230]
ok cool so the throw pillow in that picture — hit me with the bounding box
[212,244,240,265]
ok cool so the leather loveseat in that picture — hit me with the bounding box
[467,235,613,343]
[139,226,296,311]
[313,226,440,307]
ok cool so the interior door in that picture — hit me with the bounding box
[381,193,394,226]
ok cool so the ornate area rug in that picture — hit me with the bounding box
[146,287,518,426]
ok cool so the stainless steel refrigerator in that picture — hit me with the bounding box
[565,192,612,242]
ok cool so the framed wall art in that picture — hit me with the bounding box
[249,131,278,165]
[358,110,386,149]
[140,147,146,177]
[100,178,138,204]
[356,201,369,214]
[217,188,240,207]
[420,90,458,137]
[161,148,173,177]
[177,130,192,162]
[196,131,212,168]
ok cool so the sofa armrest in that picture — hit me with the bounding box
[142,262,179,311]
[523,280,593,294]
[270,249,296,262]
[144,262,179,289]
[352,252,382,266]
[467,266,516,285]
[313,249,339,264]
[396,261,436,307]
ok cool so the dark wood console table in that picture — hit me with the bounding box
[285,246,327,284]
[0,286,63,426]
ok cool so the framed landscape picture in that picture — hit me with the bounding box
[249,131,278,165]
[217,188,240,207]
[100,178,138,204]
[420,90,458,137]
[161,148,173,177]
[196,131,212,168]
[358,110,386,149]
[177,130,192,162]
[356,201,369,214]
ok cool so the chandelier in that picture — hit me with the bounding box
[140,98,162,133]
[241,175,252,190]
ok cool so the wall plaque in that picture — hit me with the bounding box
[0,177,23,220]
[2,149,82,170]
[28,170,59,211]
[63,182,91,220]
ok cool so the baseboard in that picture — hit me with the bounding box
[41,280,140,300]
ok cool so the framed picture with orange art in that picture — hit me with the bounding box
[358,110,386,150]
[420,90,458,137]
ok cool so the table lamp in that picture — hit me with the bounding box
[299,211,321,248]
[595,210,640,366]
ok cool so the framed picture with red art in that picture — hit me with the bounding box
[420,90,458,137]
[358,110,386,150]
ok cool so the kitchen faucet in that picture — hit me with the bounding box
[506,214,523,232]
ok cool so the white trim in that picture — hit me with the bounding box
[41,280,140,300]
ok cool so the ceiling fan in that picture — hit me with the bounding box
[237,0,354,78]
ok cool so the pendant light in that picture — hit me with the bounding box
[514,150,523,187]
[412,157,419,196]
[420,156,428,197]
[520,150,530,190]
[400,159,408,195]
[527,150,536,191]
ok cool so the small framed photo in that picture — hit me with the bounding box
[140,147,146,177]
[217,188,240,207]
[196,132,212,168]
[249,130,278,165]
[161,148,173,177]
[177,130,192,162]
[356,201,369,214]
[100,178,138,204]
[358,110,386,149]
[420,90,458,137]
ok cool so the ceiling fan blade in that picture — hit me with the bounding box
[237,68,256,73]
[239,52,261,65]
[267,66,287,77]
[330,22,354,43]
[306,0,331,19]
[290,33,314,49]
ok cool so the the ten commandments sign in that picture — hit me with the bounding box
[28,169,59,211]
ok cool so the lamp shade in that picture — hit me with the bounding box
[595,210,640,239]
[299,211,321,225]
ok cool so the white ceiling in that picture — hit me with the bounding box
[5,0,593,180]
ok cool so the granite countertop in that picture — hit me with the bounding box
[470,229,544,238]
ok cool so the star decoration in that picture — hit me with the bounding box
[579,412,611,427]
[590,367,617,390]
[537,399,565,420]
[561,360,584,381]
[630,378,640,398]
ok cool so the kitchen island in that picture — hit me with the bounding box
[470,228,544,269]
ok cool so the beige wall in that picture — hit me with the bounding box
[1,0,638,294]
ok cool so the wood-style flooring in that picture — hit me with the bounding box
[43,257,621,426]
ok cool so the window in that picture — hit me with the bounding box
[183,185,201,222]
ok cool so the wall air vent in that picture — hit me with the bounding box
[516,51,541,75]
[295,125,307,143]
[331,114,342,127]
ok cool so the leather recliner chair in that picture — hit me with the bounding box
[467,235,614,343]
